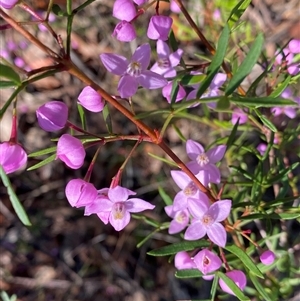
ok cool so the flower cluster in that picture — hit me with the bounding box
[65,181,155,231]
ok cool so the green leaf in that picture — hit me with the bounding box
[264,162,300,185]
[227,0,252,29]
[0,64,21,85]
[0,80,17,89]
[196,25,230,98]
[52,4,68,16]
[175,269,203,278]
[225,245,264,278]
[77,103,87,131]
[216,96,230,110]
[230,166,253,180]
[255,110,277,132]
[217,272,250,301]
[229,96,297,107]
[249,273,273,301]
[28,146,57,157]
[27,154,56,171]
[225,34,264,95]
[181,74,205,85]
[226,115,240,149]
[171,124,186,142]
[148,240,210,256]
[170,80,180,105]
[240,212,300,220]
[147,152,177,167]
[102,104,113,133]
[0,165,31,226]
[158,186,172,206]
[270,76,291,97]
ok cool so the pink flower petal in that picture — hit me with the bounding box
[186,139,205,160]
[207,222,227,247]
[112,21,136,42]
[156,39,170,57]
[118,74,139,98]
[260,250,275,265]
[174,251,197,270]
[147,15,173,41]
[138,70,167,89]
[193,249,222,275]
[187,196,209,218]
[184,220,207,240]
[109,206,131,231]
[131,44,151,70]
[125,198,155,212]
[108,185,135,203]
[219,270,247,296]
[171,170,191,189]
[207,199,232,222]
[78,86,104,113]
[206,145,226,164]
[100,53,128,75]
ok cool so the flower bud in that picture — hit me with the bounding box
[78,86,105,112]
[112,21,136,42]
[174,251,197,270]
[147,15,173,41]
[113,0,136,22]
[0,0,18,9]
[65,179,97,208]
[36,101,68,132]
[260,250,275,265]
[219,270,247,296]
[0,142,27,174]
[57,134,85,169]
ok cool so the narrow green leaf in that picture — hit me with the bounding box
[102,104,113,133]
[73,0,96,13]
[0,64,21,84]
[175,269,203,278]
[256,113,277,132]
[226,116,240,149]
[28,146,57,157]
[147,152,177,167]
[171,124,186,142]
[217,272,250,301]
[0,80,16,89]
[170,80,179,105]
[230,96,297,107]
[225,34,264,95]
[147,240,210,256]
[0,166,31,226]
[225,245,264,278]
[77,103,87,131]
[216,96,230,110]
[196,25,230,98]
[210,273,219,300]
[181,74,205,85]
[249,273,273,301]
[158,186,172,206]
[230,166,253,180]
[52,4,67,16]
[227,0,252,29]
[27,154,56,171]
[265,162,299,185]
[270,76,291,97]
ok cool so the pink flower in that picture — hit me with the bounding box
[231,108,248,125]
[36,101,68,132]
[112,21,136,42]
[83,185,155,231]
[257,143,267,156]
[165,204,189,234]
[170,170,208,211]
[56,134,85,169]
[275,48,299,75]
[193,249,222,276]
[260,250,275,265]
[113,0,136,22]
[151,40,183,78]
[289,39,300,54]
[0,142,27,174]
[65,179,97,208]
[78,86,105,112]
[0,0,18,9]
[147,15,173,41]
[186,139,226,184]
[100,44,167,98]
[219,270,247,296]
[174,251,197,270]
[184,198,231,247]
[170,0,181,13]
[162,81,186,103]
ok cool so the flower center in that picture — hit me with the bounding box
[157,57,170,68]
[127,61,142,77]
[203,255,210,266]
[112,202,125,220]
[183,182,198,196]
[202,214,213,226]
[175,211,188,224]
[196,153,209,167]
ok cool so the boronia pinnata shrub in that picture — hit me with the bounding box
[0,0,299,299]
